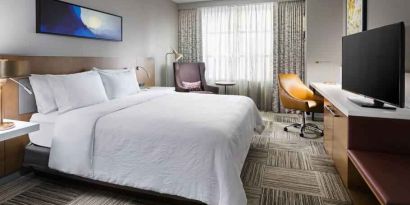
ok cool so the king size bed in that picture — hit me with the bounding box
[12,56,264,205]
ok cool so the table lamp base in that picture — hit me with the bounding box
[0,122,15,131]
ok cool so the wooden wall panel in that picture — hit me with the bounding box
[0,55,155,85]
[4,135,29,175]
[1,77,27,177]
[0,142,4,176]
[137,57,155,87]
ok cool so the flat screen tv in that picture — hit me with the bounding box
[342,22,405,109]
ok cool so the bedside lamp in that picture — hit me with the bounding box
[0,59,31,131]
[165,49,183,86]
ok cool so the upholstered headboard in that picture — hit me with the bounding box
[0,55,155,121]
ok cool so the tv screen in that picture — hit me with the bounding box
[342,22,405,108]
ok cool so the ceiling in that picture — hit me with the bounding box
[172,0,213,3]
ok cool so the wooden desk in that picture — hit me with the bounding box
[311,83,410,205]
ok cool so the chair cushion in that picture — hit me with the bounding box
[348,150,410,205]
[182,81,203,91]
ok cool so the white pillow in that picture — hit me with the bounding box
[47,71,108,113]
[29,74,58,114]
[93,68,140,99]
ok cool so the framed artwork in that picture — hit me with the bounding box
[346,0,367,35]
[36,0,122,41]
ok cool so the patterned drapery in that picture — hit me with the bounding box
[273,0,305,113]
[178,9,202,63]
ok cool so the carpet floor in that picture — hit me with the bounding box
[0,113,351,205]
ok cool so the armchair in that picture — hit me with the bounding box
[173,62,219,94]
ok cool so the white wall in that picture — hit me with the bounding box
[0,0,178,86]
[305,0,343,85]
[365,0,410,72]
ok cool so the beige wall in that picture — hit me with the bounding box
[363,0,410,72]
[306,0,410,86]
[305,0,343,85]
[0,0,178,86]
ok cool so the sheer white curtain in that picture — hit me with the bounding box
[201,2,276,111]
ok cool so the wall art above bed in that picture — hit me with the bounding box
[36,0,122,41]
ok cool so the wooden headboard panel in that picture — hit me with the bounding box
[0,55,155,121]
[0,55,155,79]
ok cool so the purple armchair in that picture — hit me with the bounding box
[173,62,219,94]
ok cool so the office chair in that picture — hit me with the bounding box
[278,73,324,138]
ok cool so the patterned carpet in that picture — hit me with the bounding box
[243,113,351,205]
[0,113,351,205]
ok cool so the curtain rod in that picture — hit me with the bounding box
[177,0,304,10]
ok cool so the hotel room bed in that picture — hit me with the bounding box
[24,88,264,205]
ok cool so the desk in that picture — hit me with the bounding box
[311,83,410,205]
[310,83,410,120]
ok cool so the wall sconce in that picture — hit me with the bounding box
[136,66,150,88]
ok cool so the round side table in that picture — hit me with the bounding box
[215,81,236,94]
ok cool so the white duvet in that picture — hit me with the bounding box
[49,89,264,205]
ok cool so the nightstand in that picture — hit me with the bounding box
[0,120,39,142]
[0,119,39,178]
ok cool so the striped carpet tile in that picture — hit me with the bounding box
[260,188,322,205]
[267,149,311,170]
[67,190,145,205]
[309,155,337,173]
[0,175,42,204]
[262,167,322,197]
[316,172,351,202]
[2,182,82,205]
[241,160,265,187]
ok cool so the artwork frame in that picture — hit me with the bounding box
[36,0,123,42]
[346,0,367,35]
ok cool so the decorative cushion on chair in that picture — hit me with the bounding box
[182,81,202,91]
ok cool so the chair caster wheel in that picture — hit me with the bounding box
[300,133,304,137]
[284,127,288,132]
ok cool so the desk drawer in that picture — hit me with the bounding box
[323,100,334,155]
[332,105,348,186]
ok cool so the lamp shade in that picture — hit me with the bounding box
[0,59,30,78]
[172,49,183,61]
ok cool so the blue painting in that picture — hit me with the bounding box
[37,0,122,41]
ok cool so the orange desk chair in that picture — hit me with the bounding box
[278,73,324,138]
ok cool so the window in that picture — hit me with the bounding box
[201,3,275,83]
